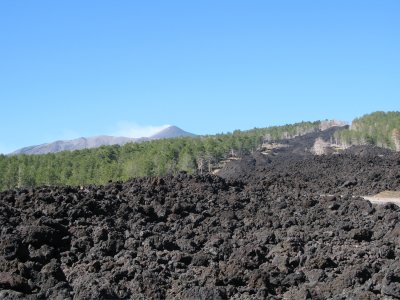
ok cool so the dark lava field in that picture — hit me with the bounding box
[1,131,400,299]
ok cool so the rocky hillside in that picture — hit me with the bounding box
[1,143,400,299]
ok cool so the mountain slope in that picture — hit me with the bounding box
[149,126,196,139]
[0,120,322,190]
[10,126,195,155]
[11,136,136,155]
[334,111,400,149]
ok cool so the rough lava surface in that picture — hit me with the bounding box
[1,131,400,299]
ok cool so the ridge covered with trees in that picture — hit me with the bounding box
[333,111,400,150]
[1,111,399,192]
[0,121,319,191]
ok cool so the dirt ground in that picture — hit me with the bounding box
[363,191,400,207]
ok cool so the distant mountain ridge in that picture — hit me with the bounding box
[11,126,196,155]
[149,126,196,139]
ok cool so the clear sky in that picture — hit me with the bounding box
[0,1,399,154]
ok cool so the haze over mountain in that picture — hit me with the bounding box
[149,126,196,139]
[11,126,195,155]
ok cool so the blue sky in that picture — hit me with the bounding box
[0,1,399,153]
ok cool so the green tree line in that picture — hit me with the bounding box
[334,111,400,149]
[0,121,320,191]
